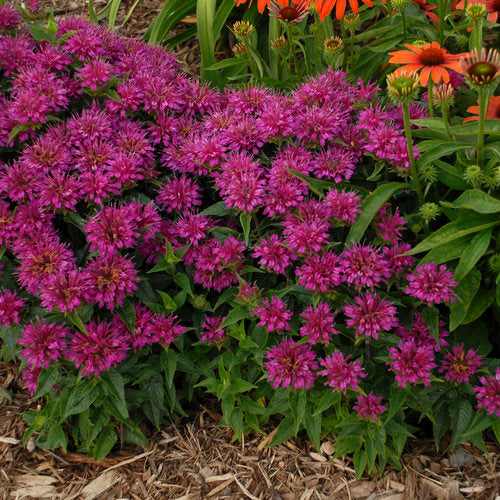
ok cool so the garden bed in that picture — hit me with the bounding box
[1,361,499,499]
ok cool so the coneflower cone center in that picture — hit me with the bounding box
[488,0,500,12]
[419,47,446,65]
[468,61,497,77]
[280,6,300,20]
[391,76,416,92]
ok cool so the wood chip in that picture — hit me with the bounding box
[80,470,120,500]
[320,441,334,456]
[0,436,20,444]
[12,474,58,499]
[309,452,326,462]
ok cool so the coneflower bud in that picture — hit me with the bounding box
[324,36,343,54]
[420,163,438,184]
[232,21,255,41]
[465,3,487,21]
[483,167,500,189]
[489,254,500,274]
[410,39,427,48]
[386,71,419,102]
[189,295,210,310]
[271,35,287,50]
[463,164,483,186]
[342,13,360,31]
[419,202,440,222]
[233,43,247,57]
[392,0,410,10]
[455,34,469,49]
[433,82,454,108]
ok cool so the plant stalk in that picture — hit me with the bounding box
[340,22,348,70]
[427,77,435,117]
[438,0,446,45]
[477,87,488,167]
[402,101,424,204]
[285,23,302,78]
[401,9,407,42]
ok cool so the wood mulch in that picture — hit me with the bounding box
[0,361,499,499]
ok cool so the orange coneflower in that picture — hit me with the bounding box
[464,95,500,122]
[269,0,313,22]
[457,0,499,23]
[315,0,373,21]
[389,42,463,86]
[235,0,287,14]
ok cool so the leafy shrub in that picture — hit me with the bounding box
[0,4,498,474]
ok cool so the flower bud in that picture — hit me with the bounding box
[324,36,343,54]
[489,254,500,274]
[460,49,500,88]
[232,21,255,41]
[233,43,247,57]
[463,164,483,186]
[342,13,360,31]
[271,35,287,50]
[420,163,438,184]
[189,295,210,310]
[386,71,420,102]
[419,202,440,222]
[392,0,410,10]
[465,3,487,21]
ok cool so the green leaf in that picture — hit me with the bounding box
[117,301,136,335]
[226,378,256,395]
[220,305,249,329]
[200,201,232,216]
[313,390,341,416]
[419,237,469,265]
[304,413,321,452]
[386,385,407,422]
[0,325,21,361]
[230,408,244,441]
[422,307,440,347]
[444,189,500,214]
[161,348,177,387]
[123,424,149,447]
[416,143,471,170]
[173,273,194,298]
[346,183,410,244]
[33,366,59,398]
[62,381,98,420]
[157,290,178,311]
[108,0,122,28]
[240,213,251,246]
[432,404,449,451]
[454,228,492,283]
[462,288,494,325]
[94,428,117,461]
[451,399,472,449]
[197,0,222,86]
[449,270,481,331]
[406,214,499,255]
[206,58,247,71]
[46,424,67,452]
[269,416,296,447]
[353,449,368,479]
[290,389,307,434]
[334,436,363,457]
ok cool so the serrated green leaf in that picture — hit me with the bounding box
[174,273,194,298]
[161,348,177,387]
[94,428,117,461]
[462,288,494,325]
[449,270,481,331]
[422,307,440,347]
[33,366,59,399]
[445,189,500,214]
[451,399,472,449]
[269,416,295,446]
[304,413,321,452]
[347,183,410,244]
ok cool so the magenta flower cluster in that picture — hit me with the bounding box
[1,13,494,422]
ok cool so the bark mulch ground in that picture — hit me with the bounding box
[1,362,499,499]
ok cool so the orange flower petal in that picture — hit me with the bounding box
[349,0,360,13]
[389,52,421,64]
[336,0,346,19]
[419,66,431,85]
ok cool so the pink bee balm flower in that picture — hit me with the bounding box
[340,244,392,289]
[387,340,436,387]
[314,145,356,183]
[404,262,456,305]
[296,252,343,294]
[264,338,318,390]
[439,343,482,384]
[156,175,201,215]
[344,292,398,339]
[381,243,414,275]
[354,393,387,420]
[396,311,449,352]
[68,321,131,378]
[300,302,338,345]
[375,205,406,243]
[251,296,292,333]
[474,369,500,417]
[201,315,227,345]
[0,289,25,326]
[237,282,261,306]
[39,269,89,313]
[85,204,140,258]
[323,189,362,224]
[21,366,42,397]
[113,304,155,351]
[19,320,69,368]
[77,59,112,90]
[252,234,296,274]
[151,313,185,346]
[318,351,367,394]
[85,254,140,310]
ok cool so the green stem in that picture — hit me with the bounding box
[402,101,424,204]
[427,78,435,117]
[285,23,302,78]
[340,22,348,70]
[438,0,446,45]
[401,9,407,42]
[441,106,453,141]
[477,87,488,168]
[473,19,483,54]
[349,29,354,64]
